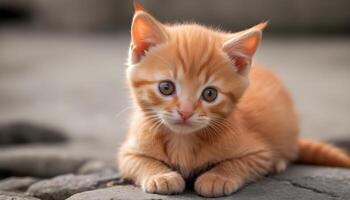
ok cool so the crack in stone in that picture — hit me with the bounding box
[270,177,340,199]
[95,177,131,188]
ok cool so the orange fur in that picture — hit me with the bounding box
[298,139,350,167]
[118,4,350,197]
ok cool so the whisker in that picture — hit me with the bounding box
[114,106,133,119]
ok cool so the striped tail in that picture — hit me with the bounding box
[297,139,350,168]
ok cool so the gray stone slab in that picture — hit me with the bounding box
[67,165,350,200]
[0,142,116,178]
[0,145,89,178]
[273,165,350,199]
[0,191,40,200]
[67,177,338,200]
[27,171,122,200]
[77,160,116,175]
[0,177,39,192]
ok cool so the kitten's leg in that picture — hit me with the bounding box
[118,152,185,195]
[195,150,273,197]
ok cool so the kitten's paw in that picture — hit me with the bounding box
[195,173,242,197]
[274,160,288,173]
[142,171,185,195]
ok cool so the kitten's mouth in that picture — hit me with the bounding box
[163,119,198,134]
[173,121,192,127]
[162,116,208,134]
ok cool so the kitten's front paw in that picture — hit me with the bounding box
[195,173,242,197]
[142,171,185,195]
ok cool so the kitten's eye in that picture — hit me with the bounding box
[202,87,218,102]
[158,81,175,96]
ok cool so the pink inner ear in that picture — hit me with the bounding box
[133,42,150,60]
[223,30,262,75]
[232,56,248,72]
[224,46,251,74]
[245,36,260,55]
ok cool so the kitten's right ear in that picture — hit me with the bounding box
[130,4,168,64]
[133,1,145,12]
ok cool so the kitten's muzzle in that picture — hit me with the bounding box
[177,110,193,121]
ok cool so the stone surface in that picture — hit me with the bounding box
[0,177,39,192]
[273,165,350,199]
[66,165,350,200]
[27,171,122,200]
[67,177,339,200]
[0,144,90,178]
[0,140,116,178]
[77,160,115,175]
[0,191,40,200]
[0,122,68,146]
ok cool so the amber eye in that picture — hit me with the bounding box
[158,81,175,96]
[202,87,218,102]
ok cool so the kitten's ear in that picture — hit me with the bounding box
[223,22,268,76]
[130,4,168,63]
[133,1,145,12]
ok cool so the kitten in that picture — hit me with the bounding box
[118,3,350,197]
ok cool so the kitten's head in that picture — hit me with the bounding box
[127,3,266,134]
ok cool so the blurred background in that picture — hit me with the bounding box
[0,0,350,157]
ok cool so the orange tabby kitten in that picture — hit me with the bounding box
[118,3,350,197]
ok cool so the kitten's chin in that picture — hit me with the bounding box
[164,122,205,134]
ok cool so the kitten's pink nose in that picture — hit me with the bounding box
[178,101,194,121]
[177,110,193,121]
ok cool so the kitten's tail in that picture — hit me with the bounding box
[297,139,350,168]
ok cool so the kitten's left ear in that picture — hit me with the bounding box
[223,22,268,76]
